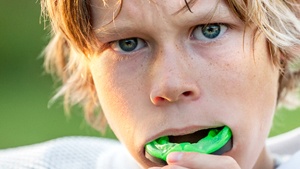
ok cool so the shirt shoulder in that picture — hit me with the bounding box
[267,127,300,169]
[267,127,300,155]
[0,136,140,169]
[276,150,300,169]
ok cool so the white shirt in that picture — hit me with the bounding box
[0,137,140,169]
[0,128,300,169]
[267,127,300,168]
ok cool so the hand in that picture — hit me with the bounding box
[149,152,241,169]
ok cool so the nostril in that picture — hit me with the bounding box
[150,88,199,105]
[154,97,166,102]
[182,91,192,96]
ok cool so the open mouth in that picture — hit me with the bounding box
[145,126,233,165]
[169,127,217,143]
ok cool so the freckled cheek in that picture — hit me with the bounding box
[89,63,124,128]
[207,46,278,119]
[230,58,278,132]
[90,67,146,143]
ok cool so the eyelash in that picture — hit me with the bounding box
[104,23,230,54]
[109,38,147,53]
[190,23,229,44]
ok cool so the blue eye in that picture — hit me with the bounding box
[192,23,227,42]
[112,38,146,52]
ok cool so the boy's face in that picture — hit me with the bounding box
[89,0,280,168]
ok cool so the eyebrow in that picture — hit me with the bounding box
[95,0,233,40]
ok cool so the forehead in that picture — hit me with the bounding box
[90,0,233,28]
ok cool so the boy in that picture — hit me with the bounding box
[1,0,300,168]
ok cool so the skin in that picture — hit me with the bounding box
[89,0,280,168]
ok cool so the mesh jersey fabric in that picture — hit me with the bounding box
[0,137,140,169]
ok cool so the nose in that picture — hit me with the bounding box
[149,46,201,106]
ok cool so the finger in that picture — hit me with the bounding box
[162,165,187,169]
[166,152,240,169]
[149,164,188,169]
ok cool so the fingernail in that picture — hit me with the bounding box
[167,152,183,163]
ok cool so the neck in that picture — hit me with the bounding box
[253,146,274,169]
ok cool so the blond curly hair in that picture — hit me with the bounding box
[41,0,300,131]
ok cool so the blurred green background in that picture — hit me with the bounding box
[0,1,299,149]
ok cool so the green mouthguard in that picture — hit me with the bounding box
[145,126,232,162]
